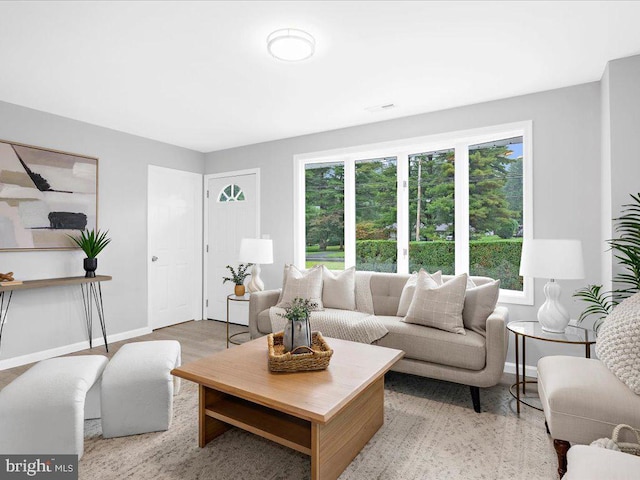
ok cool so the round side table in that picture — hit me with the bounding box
[227,294,250,348]
[507,320,595,414]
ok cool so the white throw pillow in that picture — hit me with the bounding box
[462,280,500,336]
[276,264,324,310]
[595,292,640,395]
[396,270,442,317]
[322,266,356,310]
[402,271,468,335]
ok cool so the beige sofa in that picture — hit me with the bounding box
[249,271,509,412]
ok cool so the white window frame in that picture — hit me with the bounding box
[293,121,533,305]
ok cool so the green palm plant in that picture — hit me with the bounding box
[67,229,112,258]
[574,193,640,332]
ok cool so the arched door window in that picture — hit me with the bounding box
[218,184,245,202]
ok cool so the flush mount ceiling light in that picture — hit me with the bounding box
[267,28,315,62]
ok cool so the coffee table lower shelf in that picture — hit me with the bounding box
[198,378,384,480]
[202,388,312,454]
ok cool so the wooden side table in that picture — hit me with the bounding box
[0,275,112,353]
[507,320,595,414]
[226,294,250,348]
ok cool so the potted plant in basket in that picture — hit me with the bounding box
[223,263,253,296]
[278,297,318,353]
[67,229,112,278]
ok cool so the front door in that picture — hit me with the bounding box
[206,172,258,322]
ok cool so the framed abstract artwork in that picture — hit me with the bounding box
[0,140,98,250]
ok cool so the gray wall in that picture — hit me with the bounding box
[0,100,204,362]
[205,82,602,369]
[603,54,640,288]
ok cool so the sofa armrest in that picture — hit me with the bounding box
[482,306,509,387]
[249,289,280,339]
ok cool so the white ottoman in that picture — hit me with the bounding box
[0,355,108,458]
[101,340,181,438]
[564,445,640,479]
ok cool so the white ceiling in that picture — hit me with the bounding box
[1,1,640,153]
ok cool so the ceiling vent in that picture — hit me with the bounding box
[365,103,396,113]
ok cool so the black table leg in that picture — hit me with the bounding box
[81,282,108,352]
[80,283,93,348]
[91,282,108,353]
[0,290,13,351]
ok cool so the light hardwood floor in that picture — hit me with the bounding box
[0,320,249,390]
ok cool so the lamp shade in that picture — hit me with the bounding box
[238,238,273,264]
[519,239,585,280]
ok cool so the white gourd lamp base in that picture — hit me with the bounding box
[247,264,264,293]
[537,279,570,333]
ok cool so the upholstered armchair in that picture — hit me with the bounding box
[538,291,640,477]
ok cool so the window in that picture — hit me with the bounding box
[408,148,455,275]
[294,122,532,304]
[355,157,397,272]
[218,184,245,202]
[305,162,345,269]
[468,137,524,291]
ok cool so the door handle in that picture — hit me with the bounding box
[152,256,158,262]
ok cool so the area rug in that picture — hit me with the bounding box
[81,373,556,479]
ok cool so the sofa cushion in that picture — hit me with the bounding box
[462,279,500,336]
[376,316,486,370]
[370,272,411,316]
[396,270,442,317]
[403,272,467,335]
[538,356,640,445]
[596,292,640,394]
[322,266,356,310]
[276,264,324,310]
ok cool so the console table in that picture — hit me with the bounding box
[0,275,112,354]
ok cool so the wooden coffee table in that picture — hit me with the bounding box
[171,336,403,480]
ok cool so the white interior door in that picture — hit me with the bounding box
[206,172,258,322]
[148,165,203,330]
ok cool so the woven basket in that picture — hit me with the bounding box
[267,331,333,373]
[612,424,640,456]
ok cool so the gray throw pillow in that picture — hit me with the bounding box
[462,280,500,336]
[402,271,468,335]
[276,264,324,310]
[322,266,356,310]
[396,270,442,317]
[596,292,640,395]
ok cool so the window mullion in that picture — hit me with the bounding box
[344,159,356,269]
[396,152,409,274]
[454,143,469,274]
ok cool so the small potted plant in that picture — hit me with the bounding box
[67,228,112,278]
[223,263,253,296]
[278,297,318,353]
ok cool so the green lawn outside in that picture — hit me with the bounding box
[305,261,346,270]
[305,245,343,253]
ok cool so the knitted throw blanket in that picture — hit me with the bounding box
[269,307,388,344]
[355,271,375,314]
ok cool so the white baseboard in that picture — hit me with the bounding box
[0,327,152,371]
[503,362,538,378]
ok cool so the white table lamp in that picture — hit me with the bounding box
[519,239,585,333]
[238,238,273,293]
